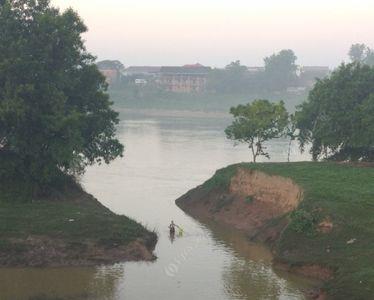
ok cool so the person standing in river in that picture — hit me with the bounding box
[169,220,180,236]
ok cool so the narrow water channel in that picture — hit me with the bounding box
[0,112,315,300]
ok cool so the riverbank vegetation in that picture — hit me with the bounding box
[177,162,374,299]
[224,61,374,163]
[0,0,156,265]
[110,85,307,113]
[297,62,374,161]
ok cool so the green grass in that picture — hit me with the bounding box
[0,176,156,253]
[201,162,374,300]
[0,199,151,247]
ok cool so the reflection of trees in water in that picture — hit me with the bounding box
[202,220,307,300]
[0,265,125,300]
[88,264,125,300]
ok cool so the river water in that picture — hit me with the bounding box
[0,112,315,300]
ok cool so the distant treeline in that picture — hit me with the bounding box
[103,49,322,94]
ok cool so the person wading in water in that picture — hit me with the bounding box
[169,220,180,236]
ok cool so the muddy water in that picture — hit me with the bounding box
[0,113,315,300]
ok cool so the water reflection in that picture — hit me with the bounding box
[0,266,123,300]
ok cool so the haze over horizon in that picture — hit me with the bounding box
[52,0,374,68]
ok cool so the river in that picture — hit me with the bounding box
[0,112,315,300]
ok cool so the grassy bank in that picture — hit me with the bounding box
[192,162,374,299]
[0,176,157,266]
[109,86,307,113]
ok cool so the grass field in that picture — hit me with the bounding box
[202,162,374,300]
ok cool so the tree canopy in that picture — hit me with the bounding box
[349,43,374,66]
[0,0,124,193]
[97,60,125,72]
[207,60,251,94]
[225,100,288,162]
[264,49,298,90]
[297,62,374,161]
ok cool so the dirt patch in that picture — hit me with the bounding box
[0,236,156,267]
[176,168,303,238]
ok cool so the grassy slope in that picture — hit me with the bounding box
[0,177,156,262]
[109,87,307,113]
[202,162,374,300]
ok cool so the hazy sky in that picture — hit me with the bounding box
[51,0,374,68]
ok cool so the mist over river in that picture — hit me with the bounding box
[0,111,315,300]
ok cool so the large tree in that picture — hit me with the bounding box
[264,49,298,91]
[0,0,123,193]
[225,100,288,162]
[297,63,374,161]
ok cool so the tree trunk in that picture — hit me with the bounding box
[287,139,292,162]
[250,145,256,163]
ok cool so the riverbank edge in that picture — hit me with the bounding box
[175,163,364,300]
[0,180,158,267]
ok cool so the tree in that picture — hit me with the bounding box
[207,61,249,94]
[348,43,374,66]
[297,63,374,161]
[285,114,299,162]
[264,49,298,91]
[349,44,368,63]
[0,0,124,194]
[97,60,125,72]
[225,100,288,162]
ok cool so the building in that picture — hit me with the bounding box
[247,66,265,74]
[124,66,162,77]
[159,64,211,93]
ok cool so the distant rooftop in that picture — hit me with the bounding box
[160,64,211,75]
[125,66,162,74]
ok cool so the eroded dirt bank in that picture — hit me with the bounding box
[0,236,156,268]
[176,168,303,243]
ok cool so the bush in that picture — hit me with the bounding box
[289,209,318,235]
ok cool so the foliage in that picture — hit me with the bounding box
[349,43,374,66]
[0,0,124,192]
[225,100,288,162]
[110,84,307,113]
[264,49,298,91]
[97,60,125,72]
[207,60,256,94]
[289,209,317,235]
[296,63,374,161]
[206,52,299,94]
